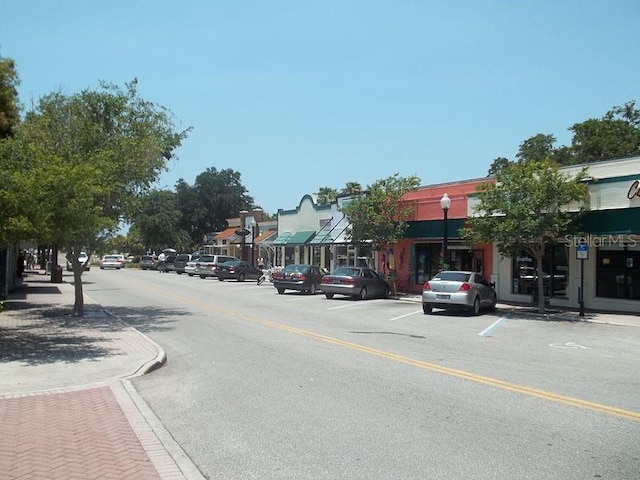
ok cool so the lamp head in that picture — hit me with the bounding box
[440,193,451,211]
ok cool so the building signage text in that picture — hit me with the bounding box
[628,180,640,200]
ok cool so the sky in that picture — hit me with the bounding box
[2,1,639,215]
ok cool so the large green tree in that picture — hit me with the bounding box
[134,189,191,252]
[486,100,640,175]
[340,173,421,252]
[463,160,589,313]
[175,167,253,245]
[567,117,640,163]
[6,79,189,316]
[0,55,20,139]
[0,55,26,247]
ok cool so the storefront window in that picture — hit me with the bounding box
[512,244,568,297]
[596,249,640,300]
[414,243,440,284]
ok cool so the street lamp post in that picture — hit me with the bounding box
[238,210,248,261]
[251,219,259,266]
[440,193,451,270]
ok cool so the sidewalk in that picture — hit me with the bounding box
[0,274,206,480]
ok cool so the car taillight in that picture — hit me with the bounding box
[321,277,330,284]
[423,282,431,291]
[341,278,356,285]
[458,283,471,292]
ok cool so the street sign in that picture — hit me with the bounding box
[577,241,588,260]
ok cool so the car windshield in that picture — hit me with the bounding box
[332,267,360,277]
[104,255,119,261]
[175,254,189,261]
[198,256,214,262]
[432,272,471,282]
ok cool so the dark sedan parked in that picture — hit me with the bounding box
[320,266,390,300]
[217,260,263,282]
[173,253,192,274]
[272,264,325,294]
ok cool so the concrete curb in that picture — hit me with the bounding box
[102,307,169,377]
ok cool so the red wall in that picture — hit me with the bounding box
[387,178,495,293]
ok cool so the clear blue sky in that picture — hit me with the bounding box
[2,1,639,215]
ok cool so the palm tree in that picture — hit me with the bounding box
[315,187,339,204]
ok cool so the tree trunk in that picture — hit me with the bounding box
[73,266,84,317]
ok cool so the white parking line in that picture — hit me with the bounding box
[326,299,387,310]
[389,310,423,321]
[478,317,507,337]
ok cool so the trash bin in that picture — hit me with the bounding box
[51,265,63,283]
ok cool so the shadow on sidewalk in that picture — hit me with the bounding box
[0,323,113,365]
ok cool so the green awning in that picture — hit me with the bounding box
[404,219,466,239]
[575,208,640,235]
[285,230,316,245]
[272,232,292,245]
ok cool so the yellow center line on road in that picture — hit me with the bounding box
[128,276,640,423]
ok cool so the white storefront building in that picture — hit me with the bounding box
[482,156,640,314]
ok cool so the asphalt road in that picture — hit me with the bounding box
[81,267,640,480]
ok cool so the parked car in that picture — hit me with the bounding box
[139,254,158,270]
[194,254,239,279]
[321,266,390,300]
[422,270,497,315]
[173,253,192,274]
[272,264,325,294]
[100,254,124,270]
[184,252,204,276]
[217,260,263,282]
[66,252,91,271]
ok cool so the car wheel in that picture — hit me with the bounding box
[325,292,334,299]
[308,283,317,295]
[277,288,285,294]
[422,304,432,314]
[218,277,224,281]
[200,275,206,279]
[100,267,104,270]
[357,287,368,300]
[471,296,481,316]
[238,273,245,282]
[177,271,182,275]
[188,273,193,277]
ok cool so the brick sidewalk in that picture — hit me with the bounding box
[0,275,205,480]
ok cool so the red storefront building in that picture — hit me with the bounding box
[382,178,494,295]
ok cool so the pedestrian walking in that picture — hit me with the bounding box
[157,251,166,272]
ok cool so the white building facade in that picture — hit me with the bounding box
[482,156,640,314]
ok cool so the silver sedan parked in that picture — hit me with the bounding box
[321,266,390,300]
[422,271,497,315]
